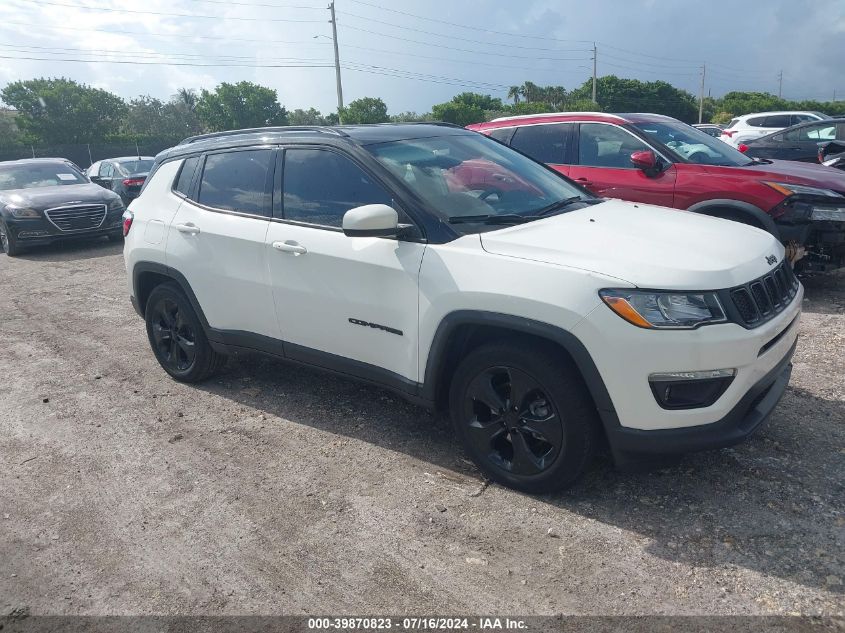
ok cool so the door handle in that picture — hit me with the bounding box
[175,223,201,235]
[575,178,594,187]
[272,240,307,255]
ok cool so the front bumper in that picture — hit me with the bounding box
[4,210,124,245]
[606,338,795,458]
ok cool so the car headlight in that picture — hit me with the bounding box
[810,207,845,222]
[599,289,727,329]
[6,205,40,218]
[108,198,125,212]
[763,181,844,198]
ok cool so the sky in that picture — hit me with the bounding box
[1,0,844,115]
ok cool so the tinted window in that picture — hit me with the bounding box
[117,159,154,175]
[101,163,114,177]
[173,156,200,196]
[487,128,513,143]
[791,114,815,125]
[283,149,391,227]
[198,149,272,216]
[747,116,767,127]
[727,118,740,129]
[510,123,572,164]
[578,123,649,168]
[762,115,791,128]
[783,124,836,142]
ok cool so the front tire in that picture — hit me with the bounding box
[449,341,599,493]
[0,222,24,256]
[145,282,226,382]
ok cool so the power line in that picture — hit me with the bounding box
[15,0,327,23]
[0,53,334,68]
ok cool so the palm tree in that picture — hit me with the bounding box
[173,88,197,112]
[520,81,540,104]
[507,86,521,105]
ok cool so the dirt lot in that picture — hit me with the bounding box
[0,238,843,617]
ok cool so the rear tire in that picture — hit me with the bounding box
[449,340,599,493]
[145,282,226,382]
[0,222,24,256]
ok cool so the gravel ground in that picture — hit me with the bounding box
[0,238,843,617]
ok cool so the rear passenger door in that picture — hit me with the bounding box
[508,123,575,176]
[265,146,426,383]
[165,147,281,341]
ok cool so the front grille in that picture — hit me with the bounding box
[728,261,799,327]
[44,204,107,232]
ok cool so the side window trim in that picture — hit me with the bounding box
[170,154,201,199]
[190,146,277,219]
[275,144,423,239]
[574,122,669,168]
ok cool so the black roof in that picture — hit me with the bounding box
[159,122,473,162]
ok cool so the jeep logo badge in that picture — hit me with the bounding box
[766,254,778,266]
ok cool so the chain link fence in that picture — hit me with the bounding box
[0,140,182,169]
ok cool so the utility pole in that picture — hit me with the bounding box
[328,1,344,123]
[777,70,783,98]
[698,64,706,124]
[591,43,597,104]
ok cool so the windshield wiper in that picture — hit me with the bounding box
[535,195,597,217]
[448,214,540,225]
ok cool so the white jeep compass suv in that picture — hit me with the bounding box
[123,124,802,493]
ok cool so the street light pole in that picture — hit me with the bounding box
[328,1,344,123]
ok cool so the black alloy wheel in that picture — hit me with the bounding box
[150,296,197,372]
[450,341,599,493]
[464,366,562,476]
[144,282,226,382]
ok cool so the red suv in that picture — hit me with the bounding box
[468,112,845,273]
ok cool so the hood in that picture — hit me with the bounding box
[704,159,845,194]
[479,199,784,289]
[0,183,119,210]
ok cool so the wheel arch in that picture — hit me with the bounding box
[422,311,619,427]
[687,199,781,239]
[132,262,210,329]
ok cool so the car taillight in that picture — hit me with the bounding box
[738,144,749,153]
[123,178,145,187]
[722,130,736,137]
[122,210,134,237]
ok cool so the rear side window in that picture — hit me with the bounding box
[510,123,572,164]
[727,118,740,129]
[746,116,767,127]
[487,127,514,143]
[762,115,790,128]
[198,149,273,216]
[282,149,391,228]
[173,156,199,197]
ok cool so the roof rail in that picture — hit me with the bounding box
[178,126,348,145]
[490,111,626,123]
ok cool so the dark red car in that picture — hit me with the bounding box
[468,113,845,273]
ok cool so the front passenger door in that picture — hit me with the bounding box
[265,147,426,384]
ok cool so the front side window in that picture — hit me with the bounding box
[282,149,391,228]
[0,161,87,190]
[510,123,572,164]
[197,149,272,216]
[633,120,753,167]
[578,123,649,168]
[365,132,593,233]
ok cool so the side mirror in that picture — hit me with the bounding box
[630,149,658,171]
[342,204,399,237]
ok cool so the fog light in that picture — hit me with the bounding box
[17,230,49,238]
[649,369,736,410]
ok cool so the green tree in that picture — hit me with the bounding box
[570,75,697,122]
[0,77,126,144]
[507,86,521,105]
[0,109,22,147]
[390,111,433,122]
[195,81,288,132]
[289,107,330,125]
[431,100,485,127]
[450,92,505,111]
[340,97,389,124]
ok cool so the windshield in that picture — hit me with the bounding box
[117,159,154,175]
[0,162,87,190]
[633,121,753,167]
[365,133,593,230]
